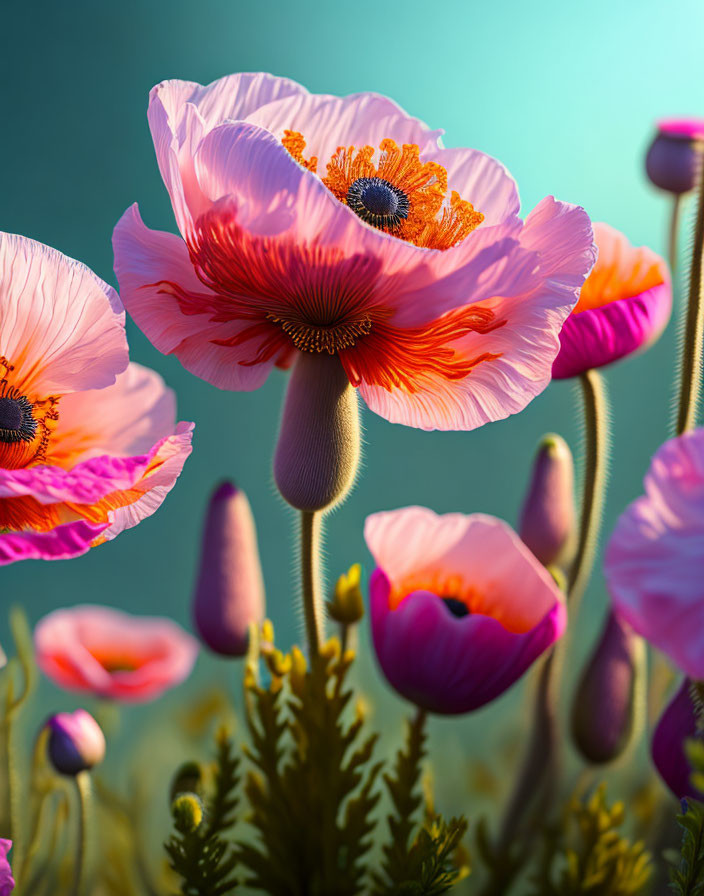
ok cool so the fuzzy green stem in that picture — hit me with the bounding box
[300,511,323,655]
[568,369,609,609]
[676,167,704,435]
[669,193,682,275]
[3,715,23,886]
[73,772,91,896]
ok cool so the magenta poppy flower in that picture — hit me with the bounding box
[364,506,566,714]
[34,605,198,702]
[552,223,671,379]
[113,73,596,432]
[0,841,13,896]
[646,118,704,195]
[652,679,701,800]
[0,232,193,565]
[605,428,704,679]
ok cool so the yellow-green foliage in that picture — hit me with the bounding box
[531,783,652,895]
[668,739,704,896]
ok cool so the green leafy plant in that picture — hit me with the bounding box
[668,739,704,896]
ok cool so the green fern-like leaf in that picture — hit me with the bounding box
[668,739,704,896]
[206,728,240,838]
[237,639,382,896]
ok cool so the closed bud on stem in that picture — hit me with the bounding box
[327,563,365,625]
[192,482,265,657]
[645,120,704,195]
[274,353,361,512]
[46,709,105,776]
[170,761,204,803]
[171,792,204,834]
[652,678,704,800]
[571,612,646,764]
[519,434,576,567]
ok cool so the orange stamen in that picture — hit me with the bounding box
[282,130,318,173]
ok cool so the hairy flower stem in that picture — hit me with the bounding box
[485,370,610,892]
[676,166,704,435]
[300,511,323,655]
[73,771,91,896]
[669,194,682,275]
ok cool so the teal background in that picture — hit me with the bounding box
[1,0,703,820]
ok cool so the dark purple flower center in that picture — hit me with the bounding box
[0,395,37,444]
[442,597,470,618]
[346,177,410,231]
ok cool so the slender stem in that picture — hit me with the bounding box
[300,511,323,655]
[676,165,704,435]
[73,772,91,896]
[567,369,609,609]
[669,193,682,275]
[3,714,23,886]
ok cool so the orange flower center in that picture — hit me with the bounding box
[282,132,484,250]
[0,357,59,471]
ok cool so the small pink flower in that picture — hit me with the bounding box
[364,506,566,714]
[46,709,106,776]
[646,118,704,195]
[35,605,198,702]
[0,841,13,896]
[652,679,701,800]
[605,428,704,679]
[0,233,193,565]
[192,482,265,657]
[113,73,596,432]
[552,223,671,379]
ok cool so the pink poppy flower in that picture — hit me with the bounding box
[0,232,193,565]
[364,506,566,714]
[0,841,13,896]
[34,605,198,702]
[552,223,671,379]
[113,73,596,431]
[605,428,704,679]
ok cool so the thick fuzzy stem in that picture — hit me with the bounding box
[274,353,361,512]
[300,511,323,655]
[669,193,682,275]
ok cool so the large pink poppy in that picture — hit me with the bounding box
[364,506,566,714]
[113,73,596,431]
[605,428,704,679]
[0,232,193,564]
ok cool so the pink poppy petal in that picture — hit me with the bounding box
[51,362,176,463]
[423,145,520,226]
[552,283,672,379]
[0,232,128,397]
[606,429,704,679]
[113,205,278,391]
[370,570,565,714]
[0,520,108,566]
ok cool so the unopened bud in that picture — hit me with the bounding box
[274,353,361,512]
[193,482,265,657]
[327,564,365,625]
[652,678,704,800]
[171,792,204,834]
[46,709,105,776]
[519,434,576,567]
[645,119,704,195]
[170,761,203,802]
[571,612,645,764]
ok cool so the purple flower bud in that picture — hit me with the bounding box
[571,612,645,763]
[0,840,14,896]
[519,434,576,567]
[645,119,704,195]
[652,678,703,800]
[192,482,265,657]
[46,709,105,776]
[274,353,360,512]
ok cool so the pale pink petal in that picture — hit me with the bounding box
[365,508,562,632]
[113,205,278,391]
[0,520,108,566]
[358,198,595,430]
[50,363,176,463]
[606,429,704,679]
[0,233,128,397]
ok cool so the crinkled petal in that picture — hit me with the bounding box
[606,429,704,679]
[0,232,128,397]
[0,520,107,566]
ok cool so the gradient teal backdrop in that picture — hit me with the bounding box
[1,0,703,754]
